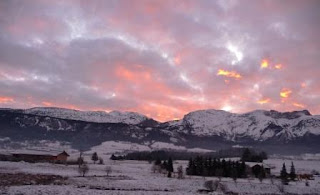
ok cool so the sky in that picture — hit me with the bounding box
[0,0,320,121]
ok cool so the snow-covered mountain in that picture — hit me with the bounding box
[164,109,320,141]
[22,107,151,125]
[0,107,319,154]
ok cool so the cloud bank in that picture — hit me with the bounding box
[0,0,319,121]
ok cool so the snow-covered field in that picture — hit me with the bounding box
[0,156,320,195]
[265,158,320,175]
[88,141,215,158]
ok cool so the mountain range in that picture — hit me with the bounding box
[0,107,319,154]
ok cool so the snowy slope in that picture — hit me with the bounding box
[22,107,150,125]
[1,107,320,152]
[167,109,320,141]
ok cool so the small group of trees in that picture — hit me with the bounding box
[92,152,104,164]
[186,157,247,180]
[110,154,125,161]
[77,152,106,177]
[152,157,174,177]
[241,148,268,162]
[251,164,267,182]
[280,162,296,184]
[78,164,112,177]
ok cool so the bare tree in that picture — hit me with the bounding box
[219,183,228,194]
[105,166,112,176]
[177,165,184,179]
[78,164,89,177]
[270,176,275,185]
[232,175,237,184]
[216,168,223,181]
[77,151,84,168]
[231,169,237,184]
[259,172,264,183]
[204,180,219,192]
[151,164,161,173]
[277,182,285,193]
[151,164,157,173]
[98,158,104,165]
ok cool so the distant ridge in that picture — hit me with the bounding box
[0,107,319,154]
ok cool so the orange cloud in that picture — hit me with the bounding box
[275,64,283,69]
[258,98,271,104]
[293,102,305,108]
[280,88,292,98]
[261,59,269,68]
[115,65,151,81]
[42,101,53,106]
[261,59,284,70]
[0,96,14,103]
[217,69,242,79]
[174,55,181,65]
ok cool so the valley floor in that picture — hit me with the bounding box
[0,158,320,195]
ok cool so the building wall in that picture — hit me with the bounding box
[12,154,56,162]
[56,154,68,162]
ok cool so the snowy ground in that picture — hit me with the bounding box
[265,158,320,175]
[0,156,320,195]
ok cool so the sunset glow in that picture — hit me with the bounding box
[261,59,269,68]
[280,88,292,98]
[275,64,283,69]
[0,96,14,103]
[258,98,271,104]
[217,69,242,79]
[0,1,319,121]
[42,101,53,106]
[293,102,305,108]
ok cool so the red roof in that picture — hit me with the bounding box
[58,151,70,156]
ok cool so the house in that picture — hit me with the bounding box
[8,151,70,163]
[0,152,14,161]
[56,151,70,162]
[12,153,56,163]
[246,162,271,177]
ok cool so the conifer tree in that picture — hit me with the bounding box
[280,163,288,184]
[186,158,193,175]
[258,165,266,182]
[91,152,98,164]
[240,160,247,178]
[241,148,251,162]
[162,160,168,170]
[289,162,296,181]
[231,168,238,183]
[155,158,161,165]
[167,157,174,173]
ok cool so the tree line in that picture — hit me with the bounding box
[186,157,247,179]
[241,148,268,162]
[120,150,215,161]
[111,148,268,162]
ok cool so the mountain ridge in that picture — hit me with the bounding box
[0,107,319,154]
